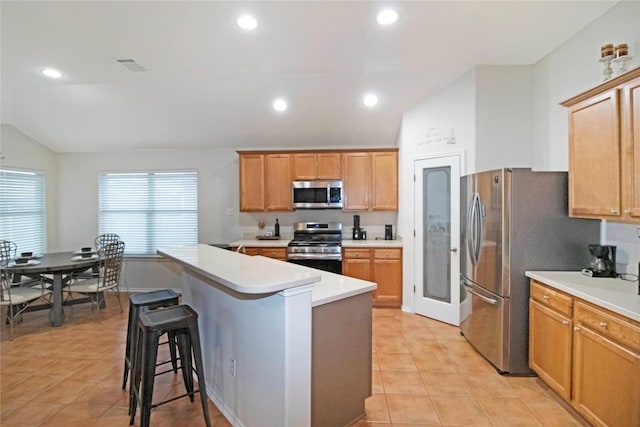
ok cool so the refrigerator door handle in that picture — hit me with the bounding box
[467,192,480,265]
[464,285,498,305]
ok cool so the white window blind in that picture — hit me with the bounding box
[0,169,47,254]
[98,171,198,255]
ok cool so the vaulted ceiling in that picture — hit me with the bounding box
[1,1,617,153]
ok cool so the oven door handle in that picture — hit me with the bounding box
[287,253,342,261]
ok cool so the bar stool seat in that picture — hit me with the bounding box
[129,304,211,427]
[122,289,180,390]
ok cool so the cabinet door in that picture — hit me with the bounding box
[529,299,573,400]
[343,258,372,281]
[371,152,398,210]
[292,153,317,180]
[622,77,640,219]
[568,89,621,218]
[316,153,341,179]
[343,152,370,210]
[265,154,292,211]
[573,326,640,427]
[373,257,402,308]
[239,154,265,211]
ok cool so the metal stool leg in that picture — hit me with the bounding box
[189,321,212,427]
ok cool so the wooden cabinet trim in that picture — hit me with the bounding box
[561,66,640,107]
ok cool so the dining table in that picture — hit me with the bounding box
[7,251,101,326]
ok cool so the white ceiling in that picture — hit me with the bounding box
[1,1,617,153]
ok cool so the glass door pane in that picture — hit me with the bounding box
[423,167,451,302]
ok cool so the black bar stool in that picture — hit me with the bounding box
[122,289,180,390]
[129,304,211,427]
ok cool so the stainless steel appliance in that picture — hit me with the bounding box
[460,168,599,374]
[292,180,343,209]
[586,244,617,277]
[287,222,342,274]
[385,225,393,240]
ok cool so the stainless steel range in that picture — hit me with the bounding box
[287,222,342,274]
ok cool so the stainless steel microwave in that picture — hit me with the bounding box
[292,180,343,209]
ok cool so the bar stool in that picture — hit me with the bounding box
[129,304,211,427]
[122,289,180,390]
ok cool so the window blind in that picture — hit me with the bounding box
[0,169,47,254]
[98,171,198,255]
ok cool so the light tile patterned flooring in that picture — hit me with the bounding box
[1,293,587,426]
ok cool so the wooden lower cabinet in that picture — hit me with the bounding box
[529,299,573,400]
[232,247,287,261]
[529,280,640,426]
[343,248,402,308]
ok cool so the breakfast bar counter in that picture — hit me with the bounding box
[158,244,376,427]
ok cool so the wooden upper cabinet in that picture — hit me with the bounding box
[567,89,621,217]
[239,154,265,211]
[265,154,292,211]
[562,67,640,223]
[371,152,398,210]
[240,148,397,212]
[343,150,398,211]
[292,152,341,180]
[343,152,370,210]
[622,76,640,219]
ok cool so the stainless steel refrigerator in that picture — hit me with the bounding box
[459,168,599,374]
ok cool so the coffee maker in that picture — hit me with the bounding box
[587,244,617,278]
[352,215,366,240]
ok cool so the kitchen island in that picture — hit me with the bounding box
[158,244,376,427]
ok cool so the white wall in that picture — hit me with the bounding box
[533,1,640,171]
[475,65,534,172]
[532,1,640,275]
[1,124,59,250]
[399,2,640,311]
[57,149,240,251]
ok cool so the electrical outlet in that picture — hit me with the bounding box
[230,358,236,377]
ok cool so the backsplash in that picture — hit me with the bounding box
[603,222,640,276]
[239,211,399,240]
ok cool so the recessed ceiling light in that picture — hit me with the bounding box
[42,67,62,79]
[363,93,379,108]
[273,99,287,112]
[237,15,258,30]
[377,9,398,26]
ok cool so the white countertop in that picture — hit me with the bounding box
[159,244,376,304]
[158,244,320,294]
[525,271,640,322]
[229,238,403,248]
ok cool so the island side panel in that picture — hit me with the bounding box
[312,292,373,427]
[181,270,313,427]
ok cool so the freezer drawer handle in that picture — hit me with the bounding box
[465,286,498,305]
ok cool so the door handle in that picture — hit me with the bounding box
[450,247,458,252]
[464,285,498,305]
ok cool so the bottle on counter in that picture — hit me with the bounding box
[275,218,280,237]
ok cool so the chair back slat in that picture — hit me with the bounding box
[99,241,125,290]
[95,233,121,250]
[0,240,17,265]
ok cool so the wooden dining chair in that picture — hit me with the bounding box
[63,241,125,318]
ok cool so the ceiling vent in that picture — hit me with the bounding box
[114,58,147,72]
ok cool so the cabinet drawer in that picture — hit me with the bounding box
[530,280,573,317]
[373,249,401,259]
[575,301,640,353]
[260,248,287,259]
[343,249,371,259]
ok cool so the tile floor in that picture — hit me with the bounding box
[1,293,588,426]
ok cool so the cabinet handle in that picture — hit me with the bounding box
[610,209,618,214]
[562,320,569,325]
[543,295,550,300]
[599,321,608,328]
[624,209,631,214]
[574,326,581,331]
